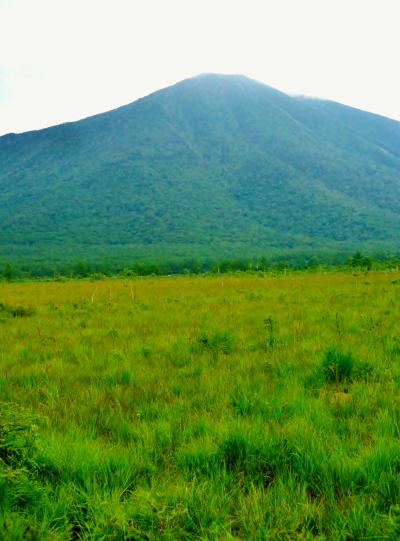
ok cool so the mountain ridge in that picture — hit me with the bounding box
[6,73,399,140]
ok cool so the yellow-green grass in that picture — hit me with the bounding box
[1,271,400,539]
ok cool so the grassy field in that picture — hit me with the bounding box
[1,271,400,540]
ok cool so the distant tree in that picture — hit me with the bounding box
[122,268,137,278]
[259,257,270,271]
[190,260,201,274]
[276,261,290,272]
[3,263,13,281]
[348,251,372,270]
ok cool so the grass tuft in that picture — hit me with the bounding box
[321,346,354,383]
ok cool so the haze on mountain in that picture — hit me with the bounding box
[1,74,399,270]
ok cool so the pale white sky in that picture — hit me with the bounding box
[0,0,399,135]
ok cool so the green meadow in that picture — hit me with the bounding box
[1,271,400,540]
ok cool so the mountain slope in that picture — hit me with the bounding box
[1,74,399,268]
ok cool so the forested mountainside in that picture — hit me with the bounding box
[1,73,399,270]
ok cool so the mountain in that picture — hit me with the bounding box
[1,74,399,270]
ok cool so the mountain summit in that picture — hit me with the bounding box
[1,74,399,267]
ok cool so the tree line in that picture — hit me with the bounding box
[0,251,399,281]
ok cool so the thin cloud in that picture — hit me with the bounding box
[0,0,399,135]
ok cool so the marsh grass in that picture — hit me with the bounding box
[0,303,36,318]
[1,271,400,539]
[321,346,354,383]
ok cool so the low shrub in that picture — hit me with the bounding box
[321,346,354,383]
[197,330,234,355]
[0,303,36,318]
[0,402,40,469]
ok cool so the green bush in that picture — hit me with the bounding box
[197,330,234,355]
[321,346,354,383]
[0,402,39,469]
[0,303,36,318]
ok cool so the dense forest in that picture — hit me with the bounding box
[1,251,399,281]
